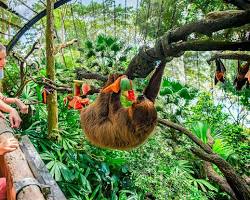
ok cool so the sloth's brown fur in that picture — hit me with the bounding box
[81,62,165,150]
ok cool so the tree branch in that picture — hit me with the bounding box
[223,0,250,10]
[169,10,250,42]
[75,69,108,82]
[126,40,250,79]
[126,10,250,79]
[0,31,13,37]
[9,41,40,88]
[192,148,250,200]
[24,41,40,60]
[10,41,40,63]
[30,77,100,95]
[172,40,250,54]
[158,118,250,200]
[207,52,250,64]
[157,118,212,153]
[54,39,78,55]
[30,77,72,93]
[204,161,237,199]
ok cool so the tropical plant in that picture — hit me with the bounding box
[77,34,134,75]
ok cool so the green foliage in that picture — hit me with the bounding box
[191,122,210,144]
[185,92,228,131]
[192,179,218,193]
[21,96,141,199]
[19,89,221,200]
[160,78,197,101]
[127,131,209,200]
[41,151,72,182]
[212,139,233,160]
[184,0,228,16]
[185,92,249,176]
[79,34,133,75]
[222,124,250,175]
[223,81,250,110]
[157,78,198,121]
[2,59,20,95]
[20,83,38,105]
[190,121,233,160]
[137,0,185,39]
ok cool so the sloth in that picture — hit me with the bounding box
[80,61,166,150]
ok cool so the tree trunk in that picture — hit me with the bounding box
[46,0,59,139]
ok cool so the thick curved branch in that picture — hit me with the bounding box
[126,40,250,79]
[192,148,250,200]
[157,118,212,153]
[75,69,108,82]
[169,10,250,43]
[75,11,250,80]
[172,40,250,54]
[126,10,250,79]
[204,161,236,199]
[207,52,250,64]
[224,0,250,10]
[158,118,250,200]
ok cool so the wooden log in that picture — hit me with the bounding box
[20,135,67,200]
[0,118,45,200]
